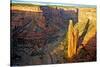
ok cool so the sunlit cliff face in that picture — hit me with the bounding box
[11,3,96,65]
[11,5,43,12]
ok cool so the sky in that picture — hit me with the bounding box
[11,0,97,5]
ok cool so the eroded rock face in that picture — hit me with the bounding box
[11,5,79,66]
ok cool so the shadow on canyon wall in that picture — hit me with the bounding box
[11,6,80,66]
